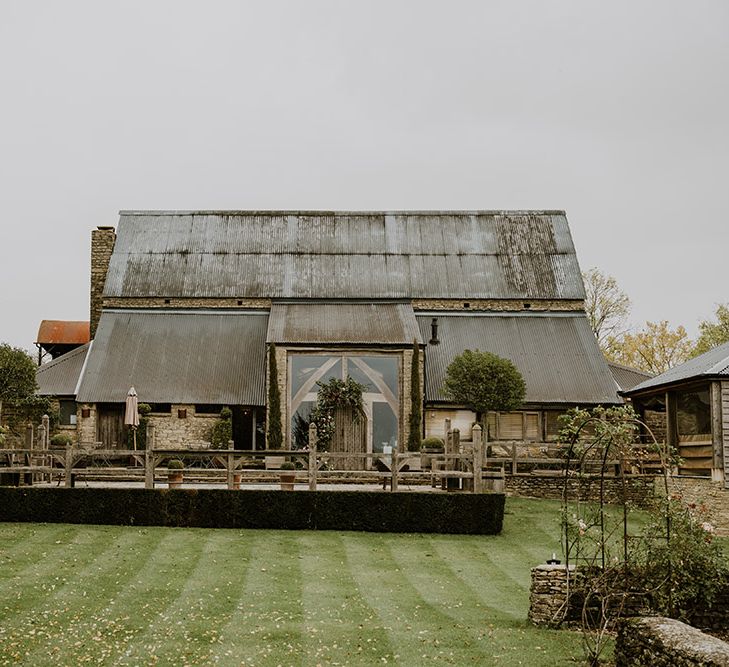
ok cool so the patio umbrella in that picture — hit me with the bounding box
[125,386,139,450]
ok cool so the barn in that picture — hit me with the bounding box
[37,210,620,461]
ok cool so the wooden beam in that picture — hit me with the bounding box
[712,381,723,471]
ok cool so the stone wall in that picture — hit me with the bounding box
[505,473,656,508]
[528,564,579,627]
[665,476,729,537]
[411,298,584,312]
[0,403,28,447]
[76,403,97,444]
[90,226,116,338]
[644,409,667,445]
[530,565,729,633]
[103,297,271,309]
[615,617,729,667]
[148,405,219,449]
[271,344,288,447]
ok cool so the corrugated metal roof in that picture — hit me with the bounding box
[36,343,90,396]
[607,362,653,392]
[266,302,423,345]
[76,310,268,404]
[104,211,585,301]
[36,320,90,345]
[625,341,729,395]
[417,312,620,405]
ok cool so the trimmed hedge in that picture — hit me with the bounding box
[0,487,505,535]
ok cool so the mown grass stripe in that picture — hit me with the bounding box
[149,531,255,667]
[1,526,163,665]
[0,523,90,586]
[212,530,305,667]
[341,532,495,664]
[112,528,210,666]
[298,532,398,664]
[0,524,124,622]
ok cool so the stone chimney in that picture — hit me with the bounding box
[90,226,116,338]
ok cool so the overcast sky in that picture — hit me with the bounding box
[1,1,727,352]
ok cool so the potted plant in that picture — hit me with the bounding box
[279,461,296,491]
[420,437,445,470]
[167,459,184,488]
[50,433,74,448]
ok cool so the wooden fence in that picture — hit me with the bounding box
[0,421,665,491]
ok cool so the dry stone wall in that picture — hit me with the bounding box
[615,617,729,667]
[666,476,729,537]
[505,473,655,508]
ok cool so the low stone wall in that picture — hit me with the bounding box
[666,476,729,537]
[615,617,729,666]
[506,473,655,508]
[530,564,729,633]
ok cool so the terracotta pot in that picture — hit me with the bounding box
[168,472,183,488]
[280,473,296,491]
[232,473,242,490]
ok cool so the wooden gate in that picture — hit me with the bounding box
[330,406,367,470]
[96,403,125,448]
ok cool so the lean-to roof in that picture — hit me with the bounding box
[607,361,653,393]
[417,312,620,405]
[267,303,422,345]
[104,211,584,301]
[76,310,268,405]
[625,341,729,395]
[36,343,90,396]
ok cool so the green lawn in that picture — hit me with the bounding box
[0,498,586,666]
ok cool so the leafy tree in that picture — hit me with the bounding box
[444,350,525,437]
[267,344,283,449]
[0,344,38,426]
[605,320,692,374]
[407,340,422,452]
[582,268,631,352]
[692,303,729,357]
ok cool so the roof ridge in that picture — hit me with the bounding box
[119,209,567,217]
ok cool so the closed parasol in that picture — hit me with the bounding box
[125,387,139,449]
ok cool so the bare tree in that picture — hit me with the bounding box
[582,268,631,352]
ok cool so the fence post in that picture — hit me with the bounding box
[511,443,518,475]
[227,439,235,489]
[64,443,73,488]
[41,414,49,449]
[472,424,483,493]
[145,423,155,489]
[391,446,398,492]
[308,423,318,491]
[35,422,45,485]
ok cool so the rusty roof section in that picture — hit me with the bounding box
[104,211,585,301]
[36,343,90,396]
[417,312,620,405]
[36,320,90,345]
[267,302,423,345]
[76,310,268,404]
